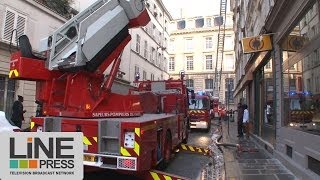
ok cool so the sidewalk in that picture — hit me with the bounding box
[220,120,297,180]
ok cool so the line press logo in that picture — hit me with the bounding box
[0,132,83,180]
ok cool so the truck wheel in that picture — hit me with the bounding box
[206,121,211,133]
[182,118,189,143]
[182,127,189,144]
[157,132,172,170]
[163,132,172,166]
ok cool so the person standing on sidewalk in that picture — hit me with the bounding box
[242,104,249,138]
[237,103,244,137]
[10,95,26,128]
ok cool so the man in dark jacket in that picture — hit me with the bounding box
[11,95,26,128]
[237,102,244,137]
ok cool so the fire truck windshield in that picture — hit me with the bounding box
[189,98,209,110]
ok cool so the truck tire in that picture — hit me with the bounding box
[164,132,172,164]
[182,127,189,144]
[182,118,189,143]
[158,132,172,170]
[206,121,211,133]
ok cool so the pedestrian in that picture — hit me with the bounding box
[237,102,244,137]
[11,95,26,128]
[242,104,250,138]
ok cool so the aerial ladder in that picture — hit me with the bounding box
[8,0,193,179]
[213,0,227,99]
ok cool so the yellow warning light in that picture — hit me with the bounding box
[43,111,47,115]
[85,104,91,110]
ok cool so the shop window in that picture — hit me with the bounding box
[308,156,320,175]
[286,145,292,158]
[282,5,320,135]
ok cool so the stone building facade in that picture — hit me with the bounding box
[0,0,67,126]
[168,12,236,108]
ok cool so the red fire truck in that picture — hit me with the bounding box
[212,97,220,118]
[8,0,188,176]
[211,97,226,120]
[188,92,211,132]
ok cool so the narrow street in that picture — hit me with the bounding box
[164,124,215,179]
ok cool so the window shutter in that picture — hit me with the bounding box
[16,15,26,40]
[3,10,15,42]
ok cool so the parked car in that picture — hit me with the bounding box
[0,111,20,132]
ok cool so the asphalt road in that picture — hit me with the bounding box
[164,124,214,179]
[84,122,215,180]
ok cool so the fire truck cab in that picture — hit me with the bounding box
[188,92,211,131]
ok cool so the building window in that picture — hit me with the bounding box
[206,55,213,70]
[151,47,156,63]
[266,61,271,69]
[152,24,156,38]
[2,8,27,43]
[205,37,213,49]
[224,54,235,70]
[143,70,147,80]
[169,39,175,52]
[0,76,16,119]
[205,79,213,89]
[186,79,194,89]
[206,18,212,27]
[225,78,234,89]
[225,78,234,103]
[185,38,193,51]
[135,34,140,53]
[195,18,204,28]
[151,73,154,81]
[134,66,140,80]
[177,20,186,30]
[169,57,175,71]
[186,56,194,70]
[289,78,296,91]
[164,19,167,31]
[157,53,161,66]
[224,35,233,50]
[143,40,148,58]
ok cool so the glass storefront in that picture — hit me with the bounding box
[282,3,320,136]
[253,58,275,145]
[262,59,275,145]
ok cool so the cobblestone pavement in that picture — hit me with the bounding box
[220,120,297,180]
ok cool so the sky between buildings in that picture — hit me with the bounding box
[75,0,220,19]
